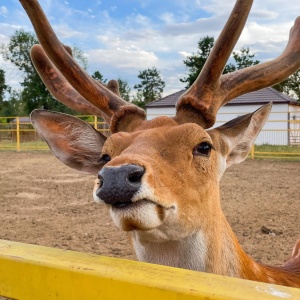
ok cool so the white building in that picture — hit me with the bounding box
[146,87,300,145]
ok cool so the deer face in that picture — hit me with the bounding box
[94,120,219,236]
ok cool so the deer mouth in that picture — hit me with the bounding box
[109,198,172,231]
[111,198,156,210]
[111,201,133,209]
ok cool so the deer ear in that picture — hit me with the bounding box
[31,110,107,174]
[211,103,272,168]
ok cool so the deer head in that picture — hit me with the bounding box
[20,0,300,287]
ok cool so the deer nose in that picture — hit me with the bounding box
[96,164,145,206]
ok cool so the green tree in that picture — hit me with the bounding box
[117,78,131,101]
[1,29,88,114]
[231,47,259,71]
[180,36,214,88]
[0,89,26,117]
[133,67,165,107]
[0,69,9,105]
[92,71,107,83]
[72,45,88,70]
[273,69,300,101]
[180,37,260,88]
[131,90,144,108]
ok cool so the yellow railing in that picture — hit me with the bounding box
[0,239,299,300]
[0,116,109,151]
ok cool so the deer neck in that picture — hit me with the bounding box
[131,211,300,287]
[131,212,243,277]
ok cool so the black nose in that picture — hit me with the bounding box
[96,164,145,206]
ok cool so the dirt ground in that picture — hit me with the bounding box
[0,151,299,268]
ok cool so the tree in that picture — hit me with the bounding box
[0,89,26,117]
[0,29,88,114]
[72,45,88,70]
[92,71,107,83]
[131,91,144,108]
[117,78,131,101]
[180,36,214,88]
[273,69,300,101]
[180,37,260,88]
[0,69,9,105]
[231,47,259,71]
[133,67,165,107]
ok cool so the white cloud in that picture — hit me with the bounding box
[53,24,88,39]
[178,51,190,58]
[159,12,176,24]
[0,56,23,90]
[87,47,158,70]
[0,6,8,16]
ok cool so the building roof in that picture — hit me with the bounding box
[11,117,30,123]
[145,87,300,108]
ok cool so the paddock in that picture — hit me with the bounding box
[0,152,299,298]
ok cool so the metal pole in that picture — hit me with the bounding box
[94,116,97,130]
[16,117,20,151]
[251,144,255,160]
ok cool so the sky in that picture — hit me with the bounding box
[0,0,300,97]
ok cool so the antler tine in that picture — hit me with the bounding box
[20,0,146,132]
[197,0,253,89]
[220,16,300,103]
[30,44,109,122]
[176,0,254,128]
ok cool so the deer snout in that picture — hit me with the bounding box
[96,164,145,207]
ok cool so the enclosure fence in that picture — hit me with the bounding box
[0,115,300,160]
[1,239,300,300]
[0,116,109,151]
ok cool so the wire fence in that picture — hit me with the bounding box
[0,115,299,160]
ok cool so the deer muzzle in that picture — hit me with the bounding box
[96,164,145,207]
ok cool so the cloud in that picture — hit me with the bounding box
[87,47,158,70]
[53,24,88,40]
[159,12,176,24]
[250,10,278,20]
[0,6,8,16]
[0,56,23,90]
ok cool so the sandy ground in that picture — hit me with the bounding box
[0,152,299,290]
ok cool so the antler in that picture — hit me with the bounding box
[175,0,300,128]
[19,0,146,133]
[30,45,106,120]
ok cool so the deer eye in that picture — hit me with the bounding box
[193,142,212,157]
[99,154,111,164]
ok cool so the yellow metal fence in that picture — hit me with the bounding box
[1,239,300,300]
[0,116,300,159]
[0,116,109,151]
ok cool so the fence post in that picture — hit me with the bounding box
[16,117,20,151]
[94,116,97,130]
[251,145,255,160]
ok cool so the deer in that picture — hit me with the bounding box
[19,0,300,288]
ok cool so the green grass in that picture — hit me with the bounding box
[0,140,49,151]
[254,144,300,153]
[253,144,300,161]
